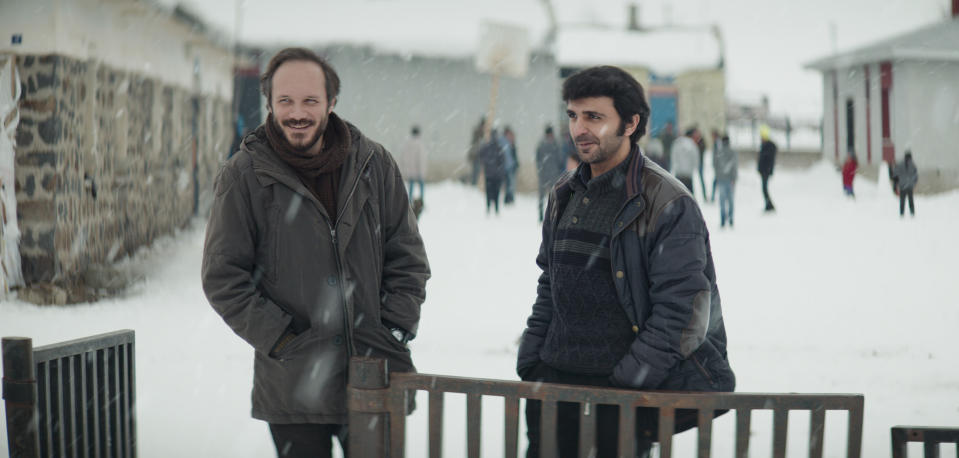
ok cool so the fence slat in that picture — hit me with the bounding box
[467,393,481,458]
[617,403,635,458]
[40,360,51,458]
[735,409,751,458]
[697,409,713,458]
[127,340,137,458]
[504,396,519,458]
[847,400,864,458]
[809,407,825,458]
[2,337,41,457]
[55,357,66,458]
[578,402,596,458]
[773,408,788,458]
[429,391,443,458]
[658,407,675,458]
[389,390,407,458]
[924,442,941,458]
[540,400,557,458]
[68,355,79,458]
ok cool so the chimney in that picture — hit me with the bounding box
[628,3,641,31]
[953,0,958,18]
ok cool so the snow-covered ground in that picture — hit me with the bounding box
[2,157,958,457]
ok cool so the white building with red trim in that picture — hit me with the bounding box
[806,7,959,192]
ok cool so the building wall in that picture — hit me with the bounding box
[0,0,233,100]
[675,69,726,138]
[14,54,231,287]
[316,45,562,191]
[893,60,959,192]
[822,60,959,192]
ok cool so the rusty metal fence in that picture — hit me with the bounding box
[3,330,136,458]
[348,357,864,458]
[891,426,959,458]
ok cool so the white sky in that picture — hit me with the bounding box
[3,158,958,456]
[166,0,953,120]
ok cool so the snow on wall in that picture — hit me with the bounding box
[0,55,24,293]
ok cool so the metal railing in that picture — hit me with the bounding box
[3,329,137,458]
[891,426,959,458]
[348,357,864,458]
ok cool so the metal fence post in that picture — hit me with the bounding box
[348,356,390,457]
[3,337,40,458]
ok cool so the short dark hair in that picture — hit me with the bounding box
[562,65,650,144]
[260,47,340,107]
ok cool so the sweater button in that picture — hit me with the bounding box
[582,197,590,204]
[631,325,639,333]
[333,335,343,346]
[618,221,624,227]
[327,275,337,286]
[572,216,579,224]
[616,270,624,279]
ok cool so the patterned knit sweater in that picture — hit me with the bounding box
[540,152,636,375]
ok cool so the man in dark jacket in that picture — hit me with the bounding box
[480,128,507,214]
[201,48,430,458]
[517,66,734,457]
[757,125,777,212]
[535,125,566,221]
[894,150,919,217]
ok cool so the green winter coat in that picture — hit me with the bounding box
[202,115,430,424]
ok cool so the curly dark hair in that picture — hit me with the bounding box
[562,66,650,144]
[260,47,340,107]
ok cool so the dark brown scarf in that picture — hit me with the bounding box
[265,112,352,219]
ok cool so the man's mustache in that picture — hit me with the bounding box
[283,118,315,128]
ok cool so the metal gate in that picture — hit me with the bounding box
[3,329,136,458]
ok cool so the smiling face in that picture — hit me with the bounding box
[268,60,335,155]
[566,96,638,177]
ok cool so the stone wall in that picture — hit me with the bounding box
[14,54,231,293]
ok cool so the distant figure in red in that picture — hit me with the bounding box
[842,151,858,197]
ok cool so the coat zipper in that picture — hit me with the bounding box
[330,149,375,360]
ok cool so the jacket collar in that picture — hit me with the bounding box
[550,144,648,237]
[241,116,375,220]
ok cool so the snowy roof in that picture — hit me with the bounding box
[555,25,723,75]
[164,0,550,58]
[805,17,959,70]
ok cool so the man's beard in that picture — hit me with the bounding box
[575,132,624,164]
[274,115,326,154]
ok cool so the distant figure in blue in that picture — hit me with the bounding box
[503,126,519,205]
[480,128,507,214]
[398,125,428,205]
[893,151,918,217]
[757,125,777,212]
[535,125,566,222]
[713,133,738,228]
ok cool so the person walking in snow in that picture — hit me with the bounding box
[503,126,519,205]
[517,65,735,457]
[894,151,919,217]
[714,132,738,228]
[841,151,858,197]
[399,125,428,205]
[201,48,430,458]
[480,127,507,215]
[757,125,777,212]
[670,127,700,194]
[693,126,709,201]
[535,125,566,222]
[657,120,676,171]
